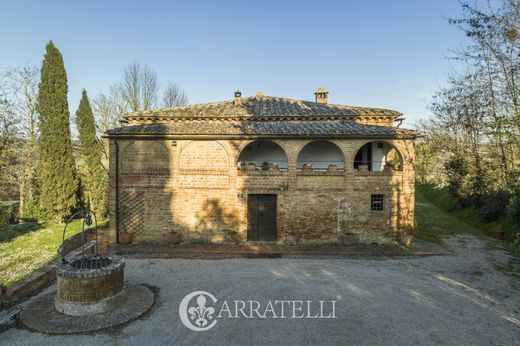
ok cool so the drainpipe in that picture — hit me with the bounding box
[114,140,120,244]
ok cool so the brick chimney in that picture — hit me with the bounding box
[314,87,329,104]
[234,90,242,106]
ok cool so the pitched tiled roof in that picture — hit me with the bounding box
[106,93,416,139]
[106,120,416,138]
[123,95,401,120]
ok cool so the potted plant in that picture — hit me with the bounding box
[491,229,505,240]
[224,229,240,244]
[119,230,133,245]
[302,163,313,172]
[238,161,247,171]
[357,164,369,172]
[286,232,298,245]
[246,161,257,171]
[327,164,338,172]
[164,229,182,244]
[338,233,356,246]
[383,162,393,173]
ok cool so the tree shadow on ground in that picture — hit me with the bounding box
[0,221,41,243]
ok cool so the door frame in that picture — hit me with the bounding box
[246,194,278,241]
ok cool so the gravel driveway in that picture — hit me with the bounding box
[4,235,520,345]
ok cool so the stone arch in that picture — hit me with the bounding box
[237,139,289,171]
[353,140,403,172]
[120,141,169,174]
[296,140,345,171]
[179,140,229,172]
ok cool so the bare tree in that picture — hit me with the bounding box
[92,85,126,135]
[92,85,126,170]
[93,63,189,167]
[120,62,159,112]
[450,1,520,137]
[0,65,39,207]
[162,82,188,108]
[0,74,17,155]
[121,63,141,112]
[7,66,39,209]
[141,65,158,110]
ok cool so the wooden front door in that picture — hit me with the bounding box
[247,194,277,241]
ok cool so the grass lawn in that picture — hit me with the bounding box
[415,183,515,243]
[0,219,106,287]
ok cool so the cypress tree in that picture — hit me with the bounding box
[37,41,78,222]
[76,90,108,218]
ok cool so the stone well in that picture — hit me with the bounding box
[55,255,125,316]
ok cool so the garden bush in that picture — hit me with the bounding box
[20,197,46,222]
[478,190,508,222]
[0,201,19,226]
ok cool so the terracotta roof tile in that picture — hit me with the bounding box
[106,120,416,138]
[123,95,401,119]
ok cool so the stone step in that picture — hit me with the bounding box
[0,307,21,331]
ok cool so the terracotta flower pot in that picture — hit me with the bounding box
[286,235,298,246]
[491,229,505,240]
[302,163,313,172]
[327,164,338,172]
[164,233,182,244]
[225,234,240,244]
[338,234,355,246]
[119,232,133,245]
[246,163,257,171]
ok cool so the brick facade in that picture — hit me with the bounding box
[107,137,415,245]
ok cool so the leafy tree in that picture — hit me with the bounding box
[444,154,471,207]
[419,0,520,227]
[37,41,78,222]
[76,90,108,218]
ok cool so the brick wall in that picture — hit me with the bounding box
[108,138,415,244]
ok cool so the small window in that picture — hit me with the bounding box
[371,194,384,211]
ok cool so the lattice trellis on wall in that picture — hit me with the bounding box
[119,191,145,235]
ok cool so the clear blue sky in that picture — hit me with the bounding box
[1,0,467,126]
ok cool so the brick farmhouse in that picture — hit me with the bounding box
[105,88,417,245]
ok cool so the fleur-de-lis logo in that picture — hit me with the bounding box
[188,294,215,327]
[179,291,218,331]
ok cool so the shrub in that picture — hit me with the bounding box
[20,197,46,222]
[0,201,18,225]
[507,189,520,229]
[444,154,478,208]
[513,232,520,255]
[479,190,508,222]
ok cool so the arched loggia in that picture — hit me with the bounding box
[238,140,288,171]
[353,141,402,172]
[296,140,345,171]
